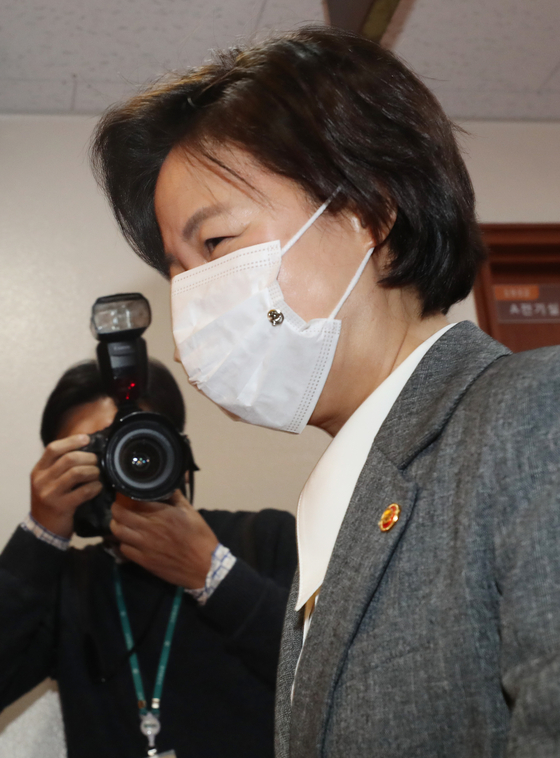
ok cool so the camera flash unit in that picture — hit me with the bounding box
[91,292,151,341]
[91,293,151,404]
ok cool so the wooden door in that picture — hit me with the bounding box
[474,225,560,352]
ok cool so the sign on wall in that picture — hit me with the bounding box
[494,284,560,324]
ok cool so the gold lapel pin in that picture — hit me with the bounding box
[379,503,401,532]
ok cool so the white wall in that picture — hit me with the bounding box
[459,121,560,223]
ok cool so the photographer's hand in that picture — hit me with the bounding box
[110,491,218,589]
[30,435,103,538]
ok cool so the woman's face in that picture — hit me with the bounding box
[154,145,374,323]
[154,143,436,436]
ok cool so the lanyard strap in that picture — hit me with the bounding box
[113,564,183,717]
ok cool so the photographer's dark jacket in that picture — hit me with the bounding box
[0,508,296,758]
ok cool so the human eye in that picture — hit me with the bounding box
[205,237,229,254]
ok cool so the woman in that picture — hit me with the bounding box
[92,27,560,757]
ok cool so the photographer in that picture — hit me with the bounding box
[0,359,296,758]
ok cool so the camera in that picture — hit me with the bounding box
[73,293,198,538]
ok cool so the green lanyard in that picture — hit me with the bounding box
[113,564,183,755]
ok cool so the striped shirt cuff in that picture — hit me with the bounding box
[184,543,237,606]
[21,514,70,552]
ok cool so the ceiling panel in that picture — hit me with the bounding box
[256,0,324,32]
[386,0,560,119]
[0,0,324,114]
[431,88,560,121]
[0,0,263,80]
[0,77,72,113]
[544,63,560,93]
[0,0,559,119]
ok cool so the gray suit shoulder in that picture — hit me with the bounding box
[469,343,560,415]
[461,343,560,489]
[491,342,560,379]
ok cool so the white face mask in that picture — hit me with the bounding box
[171,197,374,434]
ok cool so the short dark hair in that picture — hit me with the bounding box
[41,358,186,445]
[91,26,485,315]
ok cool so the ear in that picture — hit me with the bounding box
[373,204,398,247]
[350,213,376,251]
[354,203,397,248]
[350,214,363,233]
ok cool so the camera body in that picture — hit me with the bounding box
[73,293,197,538]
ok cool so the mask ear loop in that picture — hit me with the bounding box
[328,246,375,320]
[276,186,371,322]
[281,188,341,256]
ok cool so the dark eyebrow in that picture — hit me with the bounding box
[181,203,231,241]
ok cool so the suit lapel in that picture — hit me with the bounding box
[285,322,510,757]
[289,451,417,757]
[275,571,303,758]
[375,321,510,466]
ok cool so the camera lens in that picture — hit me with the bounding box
[120,439,163,482]
[105,413,187,501]
[112,428,174,493]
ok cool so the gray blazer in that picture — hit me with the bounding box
[276,322,560,757]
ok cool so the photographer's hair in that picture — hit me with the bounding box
[91,25,485,316]
[41,359,186,445]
